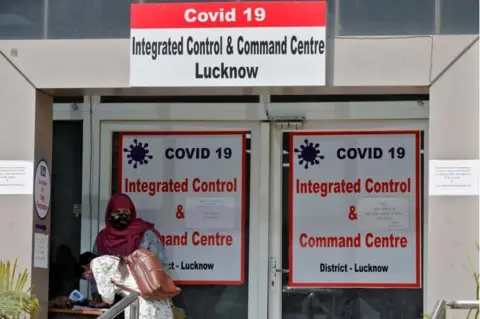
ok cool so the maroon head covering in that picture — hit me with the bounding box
[95,193,161,256]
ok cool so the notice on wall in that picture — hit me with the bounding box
[0,160,34,195]
[429,160,479,196]
[290,131,421,288]
[33,233,49,269]
[129,1,327,87]
[120,132,245,284]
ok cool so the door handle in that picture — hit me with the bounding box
[270,257,289,274]
[275,268,289,273]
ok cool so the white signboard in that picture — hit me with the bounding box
[429,160,479,196]
[120,131,245,284]
[130,2,327,87]
[290,131,421,288]
[34,160,51,220]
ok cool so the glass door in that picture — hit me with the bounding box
[98,121,268,319]
[269,120,426,319]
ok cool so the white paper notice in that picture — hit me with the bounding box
[185,197,235,229]
[357,197,409,230]
[429,160,479,196]
[33,233,49,269]
[0,161,34,195]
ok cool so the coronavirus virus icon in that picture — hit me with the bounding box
[123,139,153,169]
[294,139,324,169]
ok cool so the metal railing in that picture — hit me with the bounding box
[95,293,480,319]
[96,294,139,319]
[431,299,480,319]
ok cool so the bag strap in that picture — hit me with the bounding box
[113,282,139,296]
[111,256,140,296]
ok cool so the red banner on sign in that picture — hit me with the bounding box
[131,2,327,29]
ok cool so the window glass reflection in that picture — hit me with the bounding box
[440,0,479,34]
[338,0,435,35]
[0,0,44,39]
[48,0,132,39]
[47,0,335,39]
[2,0,480,39]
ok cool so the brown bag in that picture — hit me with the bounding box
[114,248,181,300]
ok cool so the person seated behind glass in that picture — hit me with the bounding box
[79,251,174,318]
[76,252,120,305]
[48,245,80,309]
[48,252,102,310]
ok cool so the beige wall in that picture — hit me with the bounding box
[427,39,480,316]
[0,34,478,318]
[0,35,475,94]
[0,53,53,318]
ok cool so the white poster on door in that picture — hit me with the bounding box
[290,131,421,288]
[119,131,246,285]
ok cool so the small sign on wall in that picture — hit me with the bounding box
[33,233,49,269]
[34,160,51,220]
[0,160,34,195]
[429,160,479,196]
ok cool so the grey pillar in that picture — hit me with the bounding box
[0,53,53,319]
[427,39,479,317]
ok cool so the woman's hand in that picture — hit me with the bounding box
[88,300,112,308]
[49,296,73,309]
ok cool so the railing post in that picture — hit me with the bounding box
[431,299,447,319]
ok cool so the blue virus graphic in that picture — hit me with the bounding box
[124,139,153,169]
[294,139,324,169]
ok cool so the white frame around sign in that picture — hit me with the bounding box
[54,97,429,319]
[268,118,429,319]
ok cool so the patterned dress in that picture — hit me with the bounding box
[90,255,173,319]
[91,229,169,292]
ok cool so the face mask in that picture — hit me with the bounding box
[109,213,130,230]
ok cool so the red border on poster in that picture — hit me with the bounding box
[118,131,247,286]
[288,130,422,288]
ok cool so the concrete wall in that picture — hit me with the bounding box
[0,35,476,93]
[0,52,53,318]
[427,39,479,316]
[0,34,478,318]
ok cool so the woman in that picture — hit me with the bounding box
[90,193,171,312]
[80,252,173,318]
[93,193,166,262]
